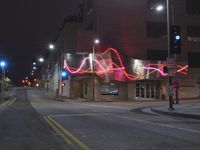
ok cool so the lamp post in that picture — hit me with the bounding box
[92,39,100,101]
[0,61,6,98]
[155,0,174,110]
[38,57,50,92]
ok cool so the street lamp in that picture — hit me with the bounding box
[92,38,100,101]
[38,57,51,92]
[0,61,6,98]
[155,4,164,12]
[155,1,174,110]
[38,57,44,63]
[49,44,55,50]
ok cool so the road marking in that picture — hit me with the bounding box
[7,98,16,106]
[110,114,200,134]
[49,113,200,134]
[2,98,16,107]
[43,116,76,149]
[49,113,110,117]
[44,115,91,150]
[71,102,131,110]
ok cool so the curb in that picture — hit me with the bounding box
[151,107,200,120]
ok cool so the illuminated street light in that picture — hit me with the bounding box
[155,0,175,109]
[33,62,36,65]
[0,61,6,68]
[94,39,100,44]
[92,38,100,101]
[49,44,55,50]
[38,57,44,63]
[0,60,6,97]
[155,4,164,12]
[33,66,36,70]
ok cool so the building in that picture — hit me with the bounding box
[49,0,200,101]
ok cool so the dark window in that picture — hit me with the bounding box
[147,49,168,60]
[187,26,200,42]
[146,22,167,38]
[188,52,200,68]
[86,22,94,30]
[187,26,200,37]
[186,0,200,15]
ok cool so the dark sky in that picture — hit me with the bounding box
[0,0,81,85]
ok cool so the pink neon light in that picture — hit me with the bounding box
[63,48,189,81]
[177,65,188,73]
[143,66,167,76]
[64,57,90,74]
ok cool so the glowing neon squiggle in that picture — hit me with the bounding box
[63,48,188,81]
[143,66,167,76]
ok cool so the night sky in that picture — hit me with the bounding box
[0,0,81,85]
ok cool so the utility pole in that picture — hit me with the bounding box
[166,0,174,110]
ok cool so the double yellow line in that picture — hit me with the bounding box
[44,116,91,150]
[2,98,16,107]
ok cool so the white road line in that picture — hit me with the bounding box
[50,112,200,134]
[110,114,200,134]
[71,102,131,110]
[49,113,110,117]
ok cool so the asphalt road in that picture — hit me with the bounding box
[0,88,68,150]
[1,87,200,150]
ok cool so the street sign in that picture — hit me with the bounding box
[166,58,176,69]
[167,68,176,77]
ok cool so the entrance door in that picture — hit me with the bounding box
[135,81,160,99]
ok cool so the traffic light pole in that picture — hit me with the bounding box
[167,0,174,110]
[172,4,179,104]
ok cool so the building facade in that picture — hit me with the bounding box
[49,0,200,101]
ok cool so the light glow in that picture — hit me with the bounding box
[63,48,188,81]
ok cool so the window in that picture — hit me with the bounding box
[135,81,160,99]
[147,49,167,60]
[186,0,200,15]
[146,21,167,38]
[188,52,200,68]
[100,83,118,95]
[187,26,200,42]
[86,22,94,30]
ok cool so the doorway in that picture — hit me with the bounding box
[136,81,160,99]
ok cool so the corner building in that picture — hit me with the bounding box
[52,0,200,101]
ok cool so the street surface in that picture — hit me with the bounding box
[0,87,200,150]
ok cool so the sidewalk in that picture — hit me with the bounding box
[151,101,200,120]
[0,88,14,101]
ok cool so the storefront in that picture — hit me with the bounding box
[135,81,161,100]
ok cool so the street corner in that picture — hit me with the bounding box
[151,105,200,120]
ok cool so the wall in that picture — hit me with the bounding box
[81,77,128,101]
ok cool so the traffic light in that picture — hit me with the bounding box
[170,25,181,54]
[61,69,68,80]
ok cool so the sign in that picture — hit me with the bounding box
[167,58,176,69]
[168,68,176,77]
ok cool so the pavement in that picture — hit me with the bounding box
[151,101,200,120]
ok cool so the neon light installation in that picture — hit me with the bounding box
[63,48,188,81]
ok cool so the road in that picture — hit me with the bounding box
[0,87,200,150]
